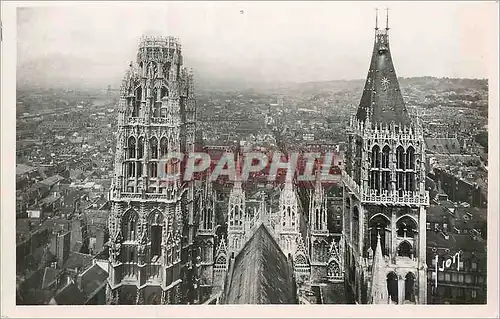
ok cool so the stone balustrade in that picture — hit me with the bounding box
[342,171,429,206]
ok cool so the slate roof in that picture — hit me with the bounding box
[64,252,93,271]
[425,138,461,154]
[41,267,62,289]
[16,164,37,176]
[52,282,85,305]
[70,169,84,181]
[223,224,297,304]
[427,231,486,253]
[426,205,449,223]
[356,26,410,125]
[20,288,54,305]
[39,175,66,187]
[80,264,108,300]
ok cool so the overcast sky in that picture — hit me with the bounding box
[16,1,494,88]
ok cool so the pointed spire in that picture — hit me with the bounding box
[385,8,389,30]
[356,7,410,126]
[234,153,242,190]
[370,232,387,304]
[329,238,340,260]
[314,168,323,198]
[215,237,228,258]
[375,8,379,30]
[296,236,308,256]
[284,158,294,190]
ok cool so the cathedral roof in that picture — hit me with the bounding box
[223,224,297,304]
[356,15,410,126]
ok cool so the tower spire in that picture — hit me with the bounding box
[385,8,389,30]
[370,232,387,304]
[234,153,242,189]
[356,7,410,126]
[375,8,379,30]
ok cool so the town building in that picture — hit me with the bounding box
[424,191,487,304]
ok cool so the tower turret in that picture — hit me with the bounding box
[227,155,245,255]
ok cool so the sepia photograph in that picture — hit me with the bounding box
[1,0,499,317]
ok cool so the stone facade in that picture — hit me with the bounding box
[343,16,429,305]
[107,36,196,305]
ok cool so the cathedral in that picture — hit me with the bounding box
[342,11,429,304]
[195,159,345,304]
[107,12,429,305]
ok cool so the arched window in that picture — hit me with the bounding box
[406,146,415,170]
[207,242,213,262]
[138,137,144,159]
[396,146,405,170]
[133,87,142,117]
[151,88,159,118]
[352,207,360,246]
[315,208,320,230]
[354,139,363,184]
[396,216,417,238]
[128,137,136,159]
[369,214,391,256]
[387,272,399,303]
[396,146,405,193]
[122,210,139,241]
[371,145,381,168]
[327,260,341,279]
[405,272,416,303]
[150,137,158,159]
[162,63,170,80]
[397,241,413,258]
[406,170,415,191]
[139,62,143,77]
[382,146,390,169]
[381,146,391,191]
[149,211,163,258]
[151,88,157,102]
[150,162,157,178]
[370,145,381,191]
[160,137,167,158]
[148,62,157,78]
[229,206,235,226]
[127,162,135,178]
[137,161,143,178]
[161,87,168,99]
[206,207,213,230]
[370,170,380,191]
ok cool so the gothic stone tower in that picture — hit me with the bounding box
[342,13,429,305]
[196,180,216,290]
[309,175,330,280]
[227,159,246,257]
[277,168,300,257]
[107,36,196,305]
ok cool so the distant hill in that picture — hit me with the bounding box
[17,53,124,90]
[16,53,488,94]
